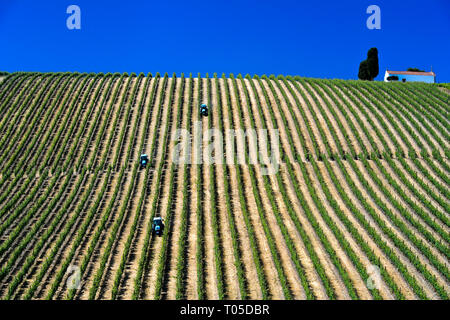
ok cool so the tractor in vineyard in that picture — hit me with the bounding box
[140,154,148,169]
[152,216,164,236]
[200,103,208,116]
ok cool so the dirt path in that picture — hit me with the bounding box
[2,75,79,177]
[389,159,449,227]
[0,76,50,152]
[277,79,327,157]
[266,78,315,161]
[267,80,311,161]
[97,77,165,299]
[356,87,417,155]
[243,78,307,300]
[289,160,350,299]
[219,78,262,300]
[9,77,120,298]
[241,78,306,299]
[228,77,285,300]
[293,80,340,156]
[384,87,450,151]
[318,161,409,299]
[50,77,143,299]
[0,77,105,294]
[80,77,125,167]
[210,77,241,300]
[315,161,397,300]
[325,83,373,153]
[411,158,450,197]
[252,78,295,163]
[427,158,450,182]
[10,174,84,298]
[0,75,40,141]
[111,76,165,300]
[406,160,447,200]
[331,161,418,299]
[75,77,143,299]
[304,162,374,299]
[3,75,450,300]
[298,80,445,298]
[38,77,100,170]
[0,75,82,222]
[313,83,362,155]
[341,160,440,299]
[365,160,449,265]
[0,74,28,107]
[333,86,383,153]
[280,164,337,300]
[0,173,70,297]
[185,78,199,299]
[0,76,64,179]
[102,77,155,299]
[304,81,350,155]
[163,76,190,299]
[145,77,183,299]
[60,77,106,167]
[251,78,329,299]
[342,86,405,155]
[0,73,26,103]
[0,74,33,114]
[111,76,156,298]
[373,88,439,153]
[29,76,88,161]
[1,75,157,300]
[25,77,118,296]
[77,76,158,299]
[201,77,220,300]
[267,78,354,299]
[348,86,449,220]
[51,174,112,300]
[141,78,179,299]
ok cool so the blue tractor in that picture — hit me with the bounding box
[152,216,164,236]
[140,154,148,169]
[200,103,208,117]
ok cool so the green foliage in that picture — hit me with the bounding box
[367,48,379,79]
[437,83,450,90]
[1,72,449,301]
[222,73,270,299]
[175,74,194,300]
[407,68,425,72]
[358,60,371,81]
[358,48,379,80]
[213,74,248,299]
[129,73,170,299]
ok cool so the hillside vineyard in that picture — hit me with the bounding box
[0,72,448,300]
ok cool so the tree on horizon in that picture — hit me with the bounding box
[358,47,379,80]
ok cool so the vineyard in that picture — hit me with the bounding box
[0,71,448,300]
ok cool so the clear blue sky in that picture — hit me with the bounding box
[1,0,449,81]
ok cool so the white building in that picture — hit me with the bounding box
[384,70,436,83]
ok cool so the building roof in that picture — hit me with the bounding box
[386,70,436,76]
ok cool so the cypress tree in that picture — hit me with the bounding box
[358,47,379,81]
[358,60,371,80]
[367,47,379,80]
